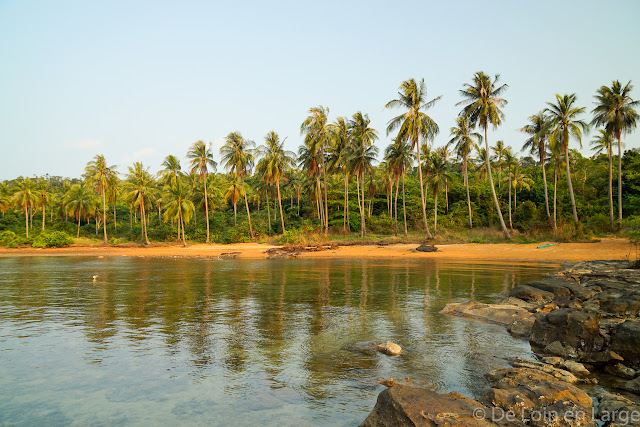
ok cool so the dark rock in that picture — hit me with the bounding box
[508,285,554,304]
[508,317,535,338]
[624,376,640,394]
[219,252,240,259]
[610,320,640,370]
[361,385,500,426]
[524,278,595,304]
[530,308,614,364]
[415,244,438,253]
[604,363,638,380]
[596,391,640,426]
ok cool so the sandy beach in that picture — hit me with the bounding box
[0,238,634,262]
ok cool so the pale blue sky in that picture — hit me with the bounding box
[1,0,638,180]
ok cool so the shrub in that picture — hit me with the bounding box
[31,231,73,248]
[109,237,121,245]
[0,230,19,248]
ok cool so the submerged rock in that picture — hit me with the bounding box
[376,341,402,357]
[350,341,402,357]
[440,301,532,327]
[361,385,500,426]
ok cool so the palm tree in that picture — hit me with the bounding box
[426,151,450,233]
[328,116,351,231]
[457,72,510,239]
[12,178,36,238]
[348,112,379,237]
[163,177,194,245]
[221,132,255,237]
[300,106,331,235]
[160,155,183,186]
[65,183,96,238]
[0,183,10,218]
[592,80,639,226]
[85,154,117,243]
[511,165,533,211]
[224,174,243,226]
[384,139,414,236]
[448,117,481,228]
[386,78,442,239]
[591,129,615,231]
[187,141,217,243]
[546,94,589,228]
[502,149,518,229]
[520,111,553,222]
[125,162,155,244]
[256,131,296,234]
[35,178,52,231]
[492,140,507,189]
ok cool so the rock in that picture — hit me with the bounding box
[604,363,638,380]
[624,376,640,394]
[219,252,240,259]
[377,342,402,357]
[508,285,554,304]
[530,308,614,364]
[508,358,578,383]
[542,357,564,366]
[361,385,500,426]
[559,360,590,376]
[415,244,438,253]
[610,320,640,369]
[441,301,533,327]
[507,317,535,338]
[596,391,640,426]
[484,366,596,426]
[523,278,594,304]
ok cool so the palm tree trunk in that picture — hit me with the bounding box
[77,215,81,238]
[433,185,438,233]
[608,145,614,232]
[25,206,29,238]
[617,136,623,229]
[445,179,449,214]
[203,174,210,243]
[343,174,348,231]
[321,146,329,236]
[277,181,285,234]
[541,149,551,221]
[241,178,254,237]
[564,147,580,228]
[102,188,108,243]
[508,173,512,230]
[553,168,558,230]
[233,202,237,226]
[402,173,408,236]
[464,156,473,229]
[484,127,511,239]
[113,203,117,231]
[266,191,272,234]
[361,172,366,237]
[42,205,45,231]
[415,138,433,239]
[355,174,364,237]
[316,177,324,228]
[394,177,399,236]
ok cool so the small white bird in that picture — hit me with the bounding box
[92,275,99,281]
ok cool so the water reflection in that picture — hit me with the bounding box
[0,257,558,426]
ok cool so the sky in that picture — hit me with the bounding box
[1,0,639,180]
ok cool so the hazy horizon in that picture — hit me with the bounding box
[1,0,639,180]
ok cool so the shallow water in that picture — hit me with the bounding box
[0,257,560,426]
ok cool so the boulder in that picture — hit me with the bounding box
[361,385,500,426]
[508,285,554,304]
[610,320,640,369]
[604,363,638,380]
[595,391,640,426]
[559,360,590,376]
[523,278,594,304]
[508,358,579,383]
[624,376,640,394]
[507,317,535,338]
[377,342,402,357]
[530,308,614,364]
[415,244,438,253]
[440,301,532,327]
[484,366,596,426]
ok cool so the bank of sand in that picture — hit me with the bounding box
[0,238,634,262]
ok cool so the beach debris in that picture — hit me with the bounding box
[537,243,555,249]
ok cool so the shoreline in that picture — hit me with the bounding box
[0,237,632,262]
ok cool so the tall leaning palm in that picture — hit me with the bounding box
[448,117,481,228]
[591,129,615,231]
[546,94,588,228]
[85,154,116,243]
[520,111,553,223]
[592,80,639,226]
[386,78,442,239]
[221,132,255,237]
[257,131,296,234]
[125,162,155,245]
[300,106,331,235]
[187,141,217,243]
[457,72,510,239]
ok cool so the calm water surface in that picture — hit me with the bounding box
[0,257,560,426]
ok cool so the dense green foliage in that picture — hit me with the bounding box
[0,77,638,247]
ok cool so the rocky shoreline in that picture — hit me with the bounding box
[361,260,640,426]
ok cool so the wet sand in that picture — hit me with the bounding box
[0,238,633,262]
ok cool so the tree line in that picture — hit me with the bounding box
[1,73,638,246]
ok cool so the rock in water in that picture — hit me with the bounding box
[361,385,499,426]
[415,244,438,252]
[441,301,533,327]
[596,391,640,426]
[376,342,402,357]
